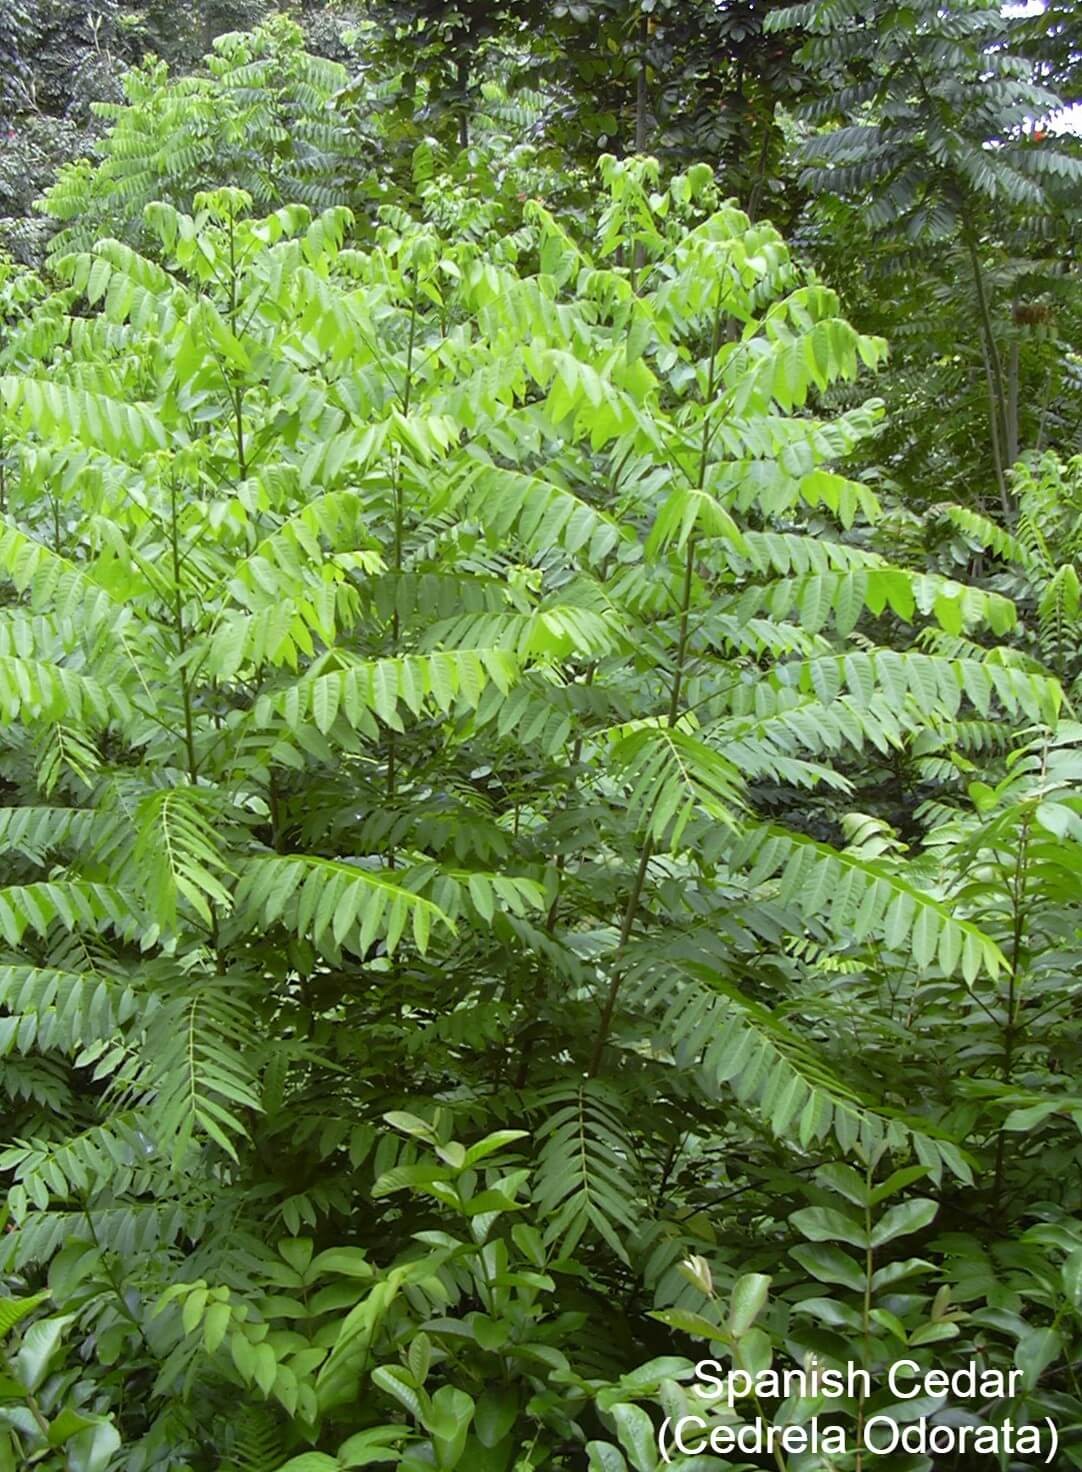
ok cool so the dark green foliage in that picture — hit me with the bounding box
[0,10,1079,1472]
[770,0,1082,507]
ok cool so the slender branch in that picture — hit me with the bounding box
[169,477,199,784]
[227,211,247,478]
[387,272,419,870]
[588,283,725,1076]
[855,1168,874,1472]
[993,802,1032,1206]
[82,1200,155,1354]
[587,837,654,1077]
[667,538,696,726]
[965,229,1010,516]
[1005,337,1020,466]
[746,120,773,224]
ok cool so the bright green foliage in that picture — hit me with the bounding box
[0,93,1078,1469]
[934,452,1082,682]
[0,1286,121,1469]
[41,19,362,259]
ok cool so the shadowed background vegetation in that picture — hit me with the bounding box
[0,2,1078,1469]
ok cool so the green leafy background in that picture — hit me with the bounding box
[0,4,1077,1469]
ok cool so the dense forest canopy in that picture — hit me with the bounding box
[0,2,1078,1469]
